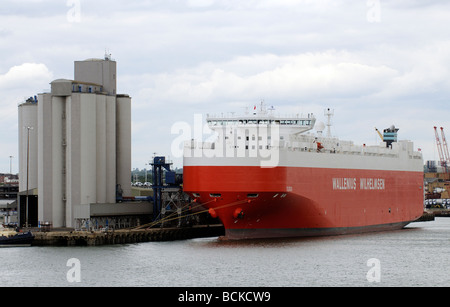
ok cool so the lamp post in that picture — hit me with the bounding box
[145,163,150,184]
[9,155,13,174]
[25,126,33,229]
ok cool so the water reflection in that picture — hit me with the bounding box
[192,223,427,249]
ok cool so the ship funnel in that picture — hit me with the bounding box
[383,125,399,148]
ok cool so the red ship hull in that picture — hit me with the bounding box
[183,165,424,240]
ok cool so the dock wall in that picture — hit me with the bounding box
[33,225,225,246]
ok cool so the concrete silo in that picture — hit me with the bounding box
[18,57,132,228]
[116,94,132,198]
[18,100,38,193]
[105,95,117,204]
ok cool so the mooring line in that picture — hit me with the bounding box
[132,198,219,230]
[143,199,250,229]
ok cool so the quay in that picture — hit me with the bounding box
[423,209,450,218]
[32,224,225,246]
[415,211,436,222]
[413,209,450,222]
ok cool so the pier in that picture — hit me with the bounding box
[415,211,436,222]
[413,209,450,222]
[32,224,225,246]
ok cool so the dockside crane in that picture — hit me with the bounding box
[434,126,448,173]
[441,127,450,173]
[375,128,384,142]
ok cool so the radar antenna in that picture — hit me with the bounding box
[104,49,112,61]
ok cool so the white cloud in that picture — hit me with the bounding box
[130,51,400,108]
[0,63,53,125]
[0,63,53,172]
[0,63,52,90]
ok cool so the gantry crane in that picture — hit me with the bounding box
[440,127,450,172]
[435,126,448,173]
[375,128,384,142]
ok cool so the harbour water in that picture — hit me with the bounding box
[1,218,450,287]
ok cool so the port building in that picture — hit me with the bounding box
[18,56,133,228]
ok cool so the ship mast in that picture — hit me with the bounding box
[324,108,334,137]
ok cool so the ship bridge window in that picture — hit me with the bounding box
[210,193,222,198]
[247,194,259,198]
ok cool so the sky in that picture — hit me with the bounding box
[1,0,450,172]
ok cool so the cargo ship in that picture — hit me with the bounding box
[183,103,424,240]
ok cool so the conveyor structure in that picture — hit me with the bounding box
[151,156,188,226]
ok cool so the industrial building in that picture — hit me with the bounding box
[18,56,136,229]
